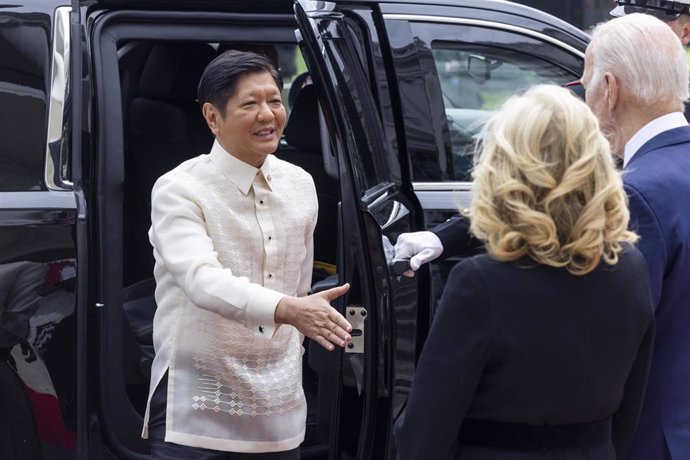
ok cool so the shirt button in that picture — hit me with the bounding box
[268,236,272,241]
[268,273,273,278]
[267,175,272,182]
[259,200,264,205]
[259,325,264,333]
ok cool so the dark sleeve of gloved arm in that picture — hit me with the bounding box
[431,215,484,260]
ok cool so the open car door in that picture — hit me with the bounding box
[295,1,428,458]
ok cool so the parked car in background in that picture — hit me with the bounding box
[0,1,588,458]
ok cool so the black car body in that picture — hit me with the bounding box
[0,1,588,458]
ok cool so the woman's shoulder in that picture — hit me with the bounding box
[616,242,647,267]
[591,242,649,280]
[602,242,651,287]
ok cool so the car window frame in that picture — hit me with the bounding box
[383,13,585,225]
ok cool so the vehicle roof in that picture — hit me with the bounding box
[81,0,587,39]
[13,0,584,46]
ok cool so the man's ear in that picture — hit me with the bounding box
[603,72,619,112]
[202,102,221,136]
[680,20,690,46]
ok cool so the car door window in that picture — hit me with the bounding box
[431,43,575,181]
[386,20,583,184]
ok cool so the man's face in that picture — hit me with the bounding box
[210,71,286,167]
[582,49,623,157]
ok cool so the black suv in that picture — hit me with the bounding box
[0,1,588,458]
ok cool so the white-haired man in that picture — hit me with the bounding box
[611,0,690,121]
[582,13,690,460]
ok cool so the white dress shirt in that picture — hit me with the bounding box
[141,140,318,453]
[623,112,688,167]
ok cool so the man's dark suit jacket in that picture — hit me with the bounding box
[394,248,654,460]
[623,126,690,460]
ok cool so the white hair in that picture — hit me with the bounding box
[589,13,689,106]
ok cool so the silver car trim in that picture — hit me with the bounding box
[413,181,472,192]
[45,6,73,191]
[0,191,77,209]
[413,182,472,211]
[382,14,585,59]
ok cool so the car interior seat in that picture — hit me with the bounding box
[121,42,215,391]
[123,42,216,287]
[282,82,339,276]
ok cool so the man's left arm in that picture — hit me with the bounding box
[625,184,668,309]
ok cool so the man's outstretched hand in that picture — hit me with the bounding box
[275,283,352,351]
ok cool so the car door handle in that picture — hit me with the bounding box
[389,258,411,276]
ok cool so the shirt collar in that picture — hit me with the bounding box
[623,112,687,167]
[209,140,273,194]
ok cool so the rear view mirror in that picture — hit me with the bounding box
[467,55,503,83]
[467,54,490,82]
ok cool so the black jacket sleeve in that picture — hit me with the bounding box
[432,215,484,260]
[394,259,492,460]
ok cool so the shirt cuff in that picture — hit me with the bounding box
[245,286,284,338]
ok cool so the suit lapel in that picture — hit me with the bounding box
[626,126,690,169]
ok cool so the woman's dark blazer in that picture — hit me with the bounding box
[394,246,654,460]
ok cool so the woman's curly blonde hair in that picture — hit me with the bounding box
[469,85,638,275]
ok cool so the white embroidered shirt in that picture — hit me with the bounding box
[141,140,317,453]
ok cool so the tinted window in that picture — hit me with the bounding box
[0,14,50,191]
[432,44,575,181]
[387,20,582,183]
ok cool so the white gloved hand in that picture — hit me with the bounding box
[394,231,444,277]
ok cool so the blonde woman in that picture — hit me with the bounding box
[394,85,654,460]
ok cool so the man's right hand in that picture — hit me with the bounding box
[275,283,352,351]
[393,231,444,277]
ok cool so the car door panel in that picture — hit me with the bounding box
[295,1,426,458]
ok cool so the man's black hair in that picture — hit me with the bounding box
[197,50,283,116]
